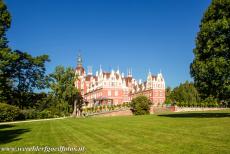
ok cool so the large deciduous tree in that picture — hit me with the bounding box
[1,50,49,108]
[0,0,12,101]
[49,66,84,116]
[190,0,230,103]
[0,0,11,48]
[0,0,49,108]
[9,50,49,108]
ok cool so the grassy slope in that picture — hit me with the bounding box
[0,110,230,154]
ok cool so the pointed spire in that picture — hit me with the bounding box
[99,64,102,74]
[77,50,83,67]
[121,72,124,78]
[111,69,114,74]
[148,68,151,76]
[87,66,92,75]
[116,66,120,74]
[127,68,132,77]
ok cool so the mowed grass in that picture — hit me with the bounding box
[0,110,230,154]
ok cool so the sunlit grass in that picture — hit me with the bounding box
[0,110,230,154]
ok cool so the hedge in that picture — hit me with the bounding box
[0,103,21,122]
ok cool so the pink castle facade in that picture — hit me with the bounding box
[75,55,165,107]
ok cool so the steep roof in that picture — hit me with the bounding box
[103,72,111,79]
[76,66,85,74]
[124,77,132,86]
[151,75,157,80]
[85,75,92,81]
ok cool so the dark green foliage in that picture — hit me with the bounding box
[190,0,230,103]
[0,0,50,109]
[130,95,152,115]
[176,96,219,107]
[18,109,56,120]
[37,110,54,119]
[10,50,49,92]
[203,96,219,107]
[0,50,50,108]
[0,50,50,110]
[0,0,11,48]
[0,103,20,122]
[19,109,38,120]
[165,87,173,105]
[171,81,200,106]
[0,0,12,101]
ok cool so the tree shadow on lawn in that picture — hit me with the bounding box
[0,125,30,145]
[158,112,230,118]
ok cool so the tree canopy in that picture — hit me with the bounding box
[0,0,84,119]
[170,81,200,106]
[49,66,84,116]
[0,0,49,109]
[0,0,11,48]
[190,0,230,103]
[130,95,152,115]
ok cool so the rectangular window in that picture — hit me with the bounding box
[108,90,111,96]
[115,91,118,96]
[160,92,162,96]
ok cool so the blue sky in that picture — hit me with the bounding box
[5,0,211,88]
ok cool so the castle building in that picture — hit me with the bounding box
[75,54,165,107]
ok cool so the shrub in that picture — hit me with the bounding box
[176,102,181,107]
[0,103,21,122]
[87,107,92,113]
[183,102,188,107]
[122,103,126,108]
[19,109,38,120]
[93,107,96,112]
[204,96,218,107]
[130,95,152,115]
[37,110,53,119]
[193,102,197,107]
[102,105,106,111]
[99,106,103,111]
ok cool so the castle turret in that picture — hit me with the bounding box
[76,53,85,76]
[77,53,82,67]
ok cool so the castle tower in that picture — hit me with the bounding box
[76,53,85,76]
[77,53,83,67]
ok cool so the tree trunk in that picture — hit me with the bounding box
[72,99,77,117]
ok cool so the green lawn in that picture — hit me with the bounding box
[0,110,230,154]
